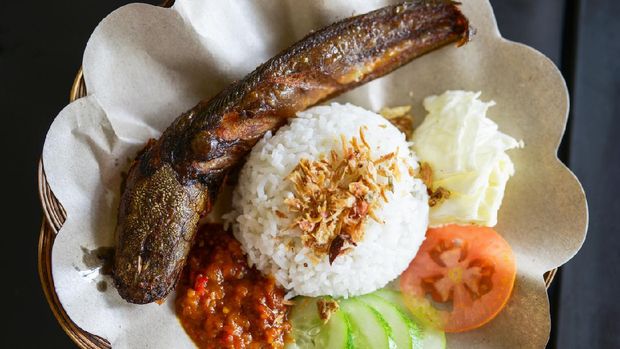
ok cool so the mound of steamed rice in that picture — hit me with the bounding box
[227,103,429,298]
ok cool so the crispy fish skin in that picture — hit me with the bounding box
[113,0,470,304]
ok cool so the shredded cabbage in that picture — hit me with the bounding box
[412,90,523,227]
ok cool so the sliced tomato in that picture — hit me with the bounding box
[400,225,516,333]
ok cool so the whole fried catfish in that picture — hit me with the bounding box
[113,0,470,304]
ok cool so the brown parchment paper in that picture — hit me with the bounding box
[42,1,588,348]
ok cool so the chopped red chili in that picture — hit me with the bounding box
[193,274,208,295]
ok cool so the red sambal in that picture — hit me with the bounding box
[176,224,290,349]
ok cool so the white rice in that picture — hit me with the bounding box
[226,103,429,298]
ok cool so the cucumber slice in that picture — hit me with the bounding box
[289,297,352,349]
[319,311,353,349]
[374,290,446,349]
[339,298,395,349]
[418,327,446,349]
[373,289,411,314]
[359,294,422,349]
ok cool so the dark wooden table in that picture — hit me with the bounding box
[1,0,617,347]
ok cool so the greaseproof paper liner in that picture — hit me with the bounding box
[42,1,587,347]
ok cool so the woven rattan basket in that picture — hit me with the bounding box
[37,2,558,347]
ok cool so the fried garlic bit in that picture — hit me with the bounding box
[285,127,399,264]
[418,162,450,207]
[379,105,414,138]
[317,298,340,324]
